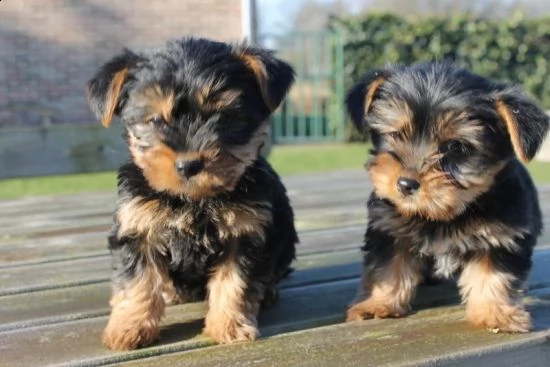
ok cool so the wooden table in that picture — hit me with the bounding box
[1,170,549,367]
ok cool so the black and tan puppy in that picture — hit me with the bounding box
[345,62,549,333]
[86,37,298,350]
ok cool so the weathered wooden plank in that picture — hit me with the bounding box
[0,185,371,234]
[3,209,550,275]
[0,235,106,266]
[0,217,365,267]
[0,169,369,211]
[0,200,367,240]
[0,249,362,331]
[105,301,550,367]
[7,211,550,270]
[0,239,366,296]
[0,255,111,295]
[3,250,550,367]
[0,276,463,367]
[0,124,128,179]
[1,179,548,236]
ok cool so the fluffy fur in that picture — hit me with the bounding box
[86,37,298,350]
[345,62,549,333]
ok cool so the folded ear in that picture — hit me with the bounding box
[86,49,140,127]
[495,88,550,163]
[345,69,390,133]
[235,46,295,112]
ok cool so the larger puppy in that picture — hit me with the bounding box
[87,37,298,350]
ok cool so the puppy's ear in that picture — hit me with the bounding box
[236,46,295,111]
[494,88,550,163]
[86,50,140,127]
[345,69,390,133]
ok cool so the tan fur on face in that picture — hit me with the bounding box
[496,99,528,163]
[128,136,184,196]
[370,97,414,135]
[137,85,175,123]
[435,111,485,150]
[347,249,422,321]
[127,132,226,199]
[127,122,268,200]
[459,254,532,333]
[203,247,261,344]
[368,151,504,221]
[196,78,242,112]
[236,52,275,110]
[368,95,508,221]
[96,68,128,127]
[102,264,169,350]
[365,76,386,114]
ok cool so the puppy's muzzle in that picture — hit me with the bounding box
[397,177,420,196]
[175,159,204,179]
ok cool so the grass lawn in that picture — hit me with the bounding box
[1,143,549,199]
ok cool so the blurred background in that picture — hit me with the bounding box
[1,0,550,197]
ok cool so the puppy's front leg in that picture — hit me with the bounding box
[102,234,168,350]
[459,251,532,333]
[203,240,263,344]
[347,228,422,322]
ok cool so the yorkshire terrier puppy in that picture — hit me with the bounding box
[345,62,549,333]
[86,37,298,350]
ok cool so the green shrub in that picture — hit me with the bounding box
[330,13,550,141]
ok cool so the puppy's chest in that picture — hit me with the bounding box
[116,197,272,249]
[368,206,527,255]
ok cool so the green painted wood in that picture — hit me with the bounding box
[268,31,346,143]
[0,123,128,179]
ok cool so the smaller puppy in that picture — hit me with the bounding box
[86,37,298,350]
[345,62,549,333]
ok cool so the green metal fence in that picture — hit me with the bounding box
[261,30,346,144]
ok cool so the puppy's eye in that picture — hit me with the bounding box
[148,116,165,125]
[387,131,400,139]
[440,140,469,155]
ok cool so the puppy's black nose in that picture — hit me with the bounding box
[175,159,204,178]
[397,177,420,195]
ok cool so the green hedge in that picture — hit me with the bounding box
[330,13,550,141]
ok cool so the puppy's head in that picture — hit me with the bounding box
[347,62,549,221]
[86,37,294,200]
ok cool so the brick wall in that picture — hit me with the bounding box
[0,0,244,127]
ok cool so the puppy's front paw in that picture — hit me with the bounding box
[468,304,533,333]
[346,299,408,322]
[102,318,159,350]
[203,314,259,344]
